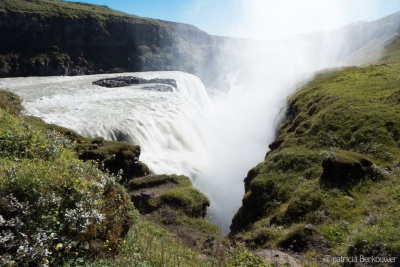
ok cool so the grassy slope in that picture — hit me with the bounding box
[0,91,137,266]
[231,34,400,265]
[0,91,271,266]
[0,0,156,23]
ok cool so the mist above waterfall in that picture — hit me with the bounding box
[191,0,400,232]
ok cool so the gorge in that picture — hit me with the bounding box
[1,0,400,266]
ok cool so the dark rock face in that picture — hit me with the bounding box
[93,76,177,90]
[77,139,150,182]
[243,168,259,192]
[320,152,373,188]
[130,190,154,213]
[0,8,225,85]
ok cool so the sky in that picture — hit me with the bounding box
[65,0,400,38]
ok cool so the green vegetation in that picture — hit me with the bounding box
[0,0,155,23]
[129,174,210,217]
[0,106,136,266]
[231,35,400,264]
[128,174,221,247]
[25,116,150,182]
[0,90,23,116]
[0,90,272,266]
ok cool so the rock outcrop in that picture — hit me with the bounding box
[320,150,374,188]
[255,250,301,267]
[128,174,210,218]
[93,76,177,90]
[25,116,150,182]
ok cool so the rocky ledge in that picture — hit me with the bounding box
[128,174,209,218]
[93,76,177,91]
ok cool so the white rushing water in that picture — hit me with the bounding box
[0,72,211,177]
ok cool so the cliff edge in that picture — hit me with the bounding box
[0,0,224,85]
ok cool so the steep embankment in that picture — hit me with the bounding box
[0,0,223,85]
[231,34,400,265]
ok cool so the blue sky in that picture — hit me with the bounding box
[65,0,400,38]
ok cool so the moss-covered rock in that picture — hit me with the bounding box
[128,174,210,218]
[320,150,376,188]
[127,174,223,258]
[23,116,150,182]
[0,89,23,116]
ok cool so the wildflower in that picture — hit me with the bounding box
[108,248,112,251]
[75,252,79,256]
[55,243,63,250]
[44,258,49,263]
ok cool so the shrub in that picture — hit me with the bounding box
[0,110,136,266]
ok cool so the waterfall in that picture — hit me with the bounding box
[1,72,211,177]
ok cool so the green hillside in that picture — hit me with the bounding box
[0,0,155,23]
[231,34,400,265]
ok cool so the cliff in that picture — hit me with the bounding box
[230,33,400,265]
[0,0,224,85]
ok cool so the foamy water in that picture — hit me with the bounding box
[1,72,211,177]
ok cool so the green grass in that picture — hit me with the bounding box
[0,0,158,24]
[0,90,273,266]
[129,174,210,218]
[231,35,400,264]
[24,116,150,181]
[0,90,23,116]
[128,174,192,190]
[0,107,136,266]
[86,220,271,267]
